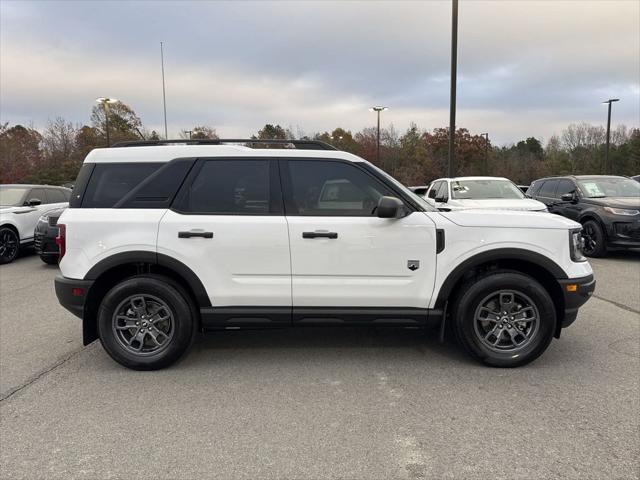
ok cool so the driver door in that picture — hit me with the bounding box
[281,159,437,323]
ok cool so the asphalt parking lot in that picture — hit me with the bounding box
[1,251,638,479]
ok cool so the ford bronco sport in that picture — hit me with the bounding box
[55,139,595,370]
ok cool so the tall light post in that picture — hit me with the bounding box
[481,132,489,174]
[448,0,459,177]
[603,98,619,174]
[95,97,118,147]
[369,106,388,165]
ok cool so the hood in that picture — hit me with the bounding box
[440,209,581,230]
[582,197,640,209]
[447,198,547,211]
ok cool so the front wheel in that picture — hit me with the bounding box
[581,220,607,257]
[0,227,19,264]
[452,272,556,367]
[97,275,197,370]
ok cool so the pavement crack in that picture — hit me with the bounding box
[592,294,640,315]
[0,345,89,403]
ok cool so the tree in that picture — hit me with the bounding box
[0,124,43,183]
[179,126,219,140]
[90,101,143,145]
[254,124,288,140]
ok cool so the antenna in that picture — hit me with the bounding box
[160,41,168,140]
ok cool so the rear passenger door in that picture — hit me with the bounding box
[157,158,291,326]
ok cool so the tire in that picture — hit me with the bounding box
[452,272,556,368]
[97,275,197,370]
[0,227,20,265]
[581,219,607,258]
[40,254,58,265]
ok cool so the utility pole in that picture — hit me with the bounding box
[448,0,459,177]
[185,130,193,140]
[160,41,168,140]
[603,98,619,174]
[369,106,388,166]
[481,132,489,174]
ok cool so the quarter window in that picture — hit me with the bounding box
[180,160,271,214]
[286,160,393,216]
[82,163,161,208]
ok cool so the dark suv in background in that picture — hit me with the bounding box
[528,175,640,257]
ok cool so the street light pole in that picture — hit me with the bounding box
[448,0,459,178]
[481,132,489,174]
[369,106,388,166]
[603,98,619,174]
[96,97,118,147]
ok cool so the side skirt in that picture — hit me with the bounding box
[200,306,442,329]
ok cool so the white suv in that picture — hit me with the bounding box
[54,140,595,370]
[424,177,547,212]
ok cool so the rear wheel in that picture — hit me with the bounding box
[452,272,556,367]
[0,227,19,265]
[581,220,607,257]
[97,275,197,370]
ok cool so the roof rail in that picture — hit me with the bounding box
[111,139,338,151]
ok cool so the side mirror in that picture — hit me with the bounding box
[26,198,42,206]
[376,196,405,218]
[560,193,575,203]
[434,195,447,203]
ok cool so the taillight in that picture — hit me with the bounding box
[56,224,66,261]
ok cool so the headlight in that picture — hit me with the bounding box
[570,228,586,262]
[603,207,639,216]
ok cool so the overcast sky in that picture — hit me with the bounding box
[1,0,639,145]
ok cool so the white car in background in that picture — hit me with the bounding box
[423,177,547,212]
[0,184,71,264]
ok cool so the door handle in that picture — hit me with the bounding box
[178,231,214,239]
[302,231,338,239]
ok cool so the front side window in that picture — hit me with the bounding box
[555,180,576,198]
[436,182,449,200]
[539,180,558,198]
[28,188,48,204]
[577,177,640,198]
[427,182,441,199]
[287,160,393,216]
[47,189,67,203]
[180,160,271,214]
[451,179,524,200]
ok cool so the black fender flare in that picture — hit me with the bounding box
[84,251,211,307]
[434,248,567,308]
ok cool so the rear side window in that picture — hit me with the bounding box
[82,163,161,208]
[538,180,558,198]
[47,189,67,203]
[177,160,272,214]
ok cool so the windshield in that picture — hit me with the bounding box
[451,179,524,200]
[577,177,640,198]
[0,187,29,206]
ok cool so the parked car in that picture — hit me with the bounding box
[34,207,66,264]
[55,139,594,370]
[0,185,71,264]
[423,177,547,212]
[631,175,640,183]
[518,185,530,194]
[528,175,640,257]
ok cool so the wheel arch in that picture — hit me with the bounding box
[0,222,19,237]
[81,251,210,345]
[435,248,567,337]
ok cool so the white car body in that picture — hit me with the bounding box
[424,176,547,212]
[0,185,70,245]
[54,142,595,368]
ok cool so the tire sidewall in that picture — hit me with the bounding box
[582,219,606,258]
[454,273,556,367]
[97,276,195,370]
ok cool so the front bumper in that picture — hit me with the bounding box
[606,219,640,249]
[558,274,596,328]
[54,275,93,319]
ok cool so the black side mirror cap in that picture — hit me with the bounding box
[560,193,575,202]
[377,196,406,218]
[434,196,447,203]
[27,198,42,206]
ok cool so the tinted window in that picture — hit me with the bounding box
[427,182,441,199]
[119,160,194,209]
[287,160,393,216]
[83,163,161,208]
[62,189,71,201]
[539,180,558,198]
[29,188,48,204]
[180,160,270,214]
[555,180,576,198]
[47,188,67,203]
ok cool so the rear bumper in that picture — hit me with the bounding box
[54,275,93,319]
[558,274,595,328]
